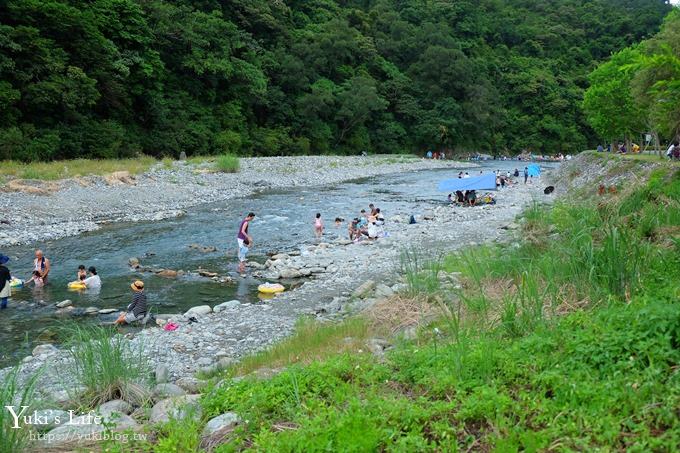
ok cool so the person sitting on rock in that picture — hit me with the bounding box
[115,280,147,325]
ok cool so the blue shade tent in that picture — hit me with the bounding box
[527,164,541,177]
[438,173,497,192]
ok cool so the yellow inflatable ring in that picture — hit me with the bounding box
[258,283,285,294]
[10,278,23,288]
[68,281,87,290]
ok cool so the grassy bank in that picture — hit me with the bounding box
[0,157,158,181]
[107,159,679,451]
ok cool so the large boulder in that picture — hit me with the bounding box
[150,394,202,424]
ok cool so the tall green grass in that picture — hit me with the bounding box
[0,367,39,452]
[0,157,157,180]
[214,153,240,173]
[400,248,442,298]
[64,325,151,409]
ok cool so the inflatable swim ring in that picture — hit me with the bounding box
[258,283,285,294]
[10,277,23,288]
[67,281,87,290]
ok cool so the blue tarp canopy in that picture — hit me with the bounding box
[527,164,541,177]
[438,173,497,192]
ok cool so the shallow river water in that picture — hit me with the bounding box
[1,161,553,366]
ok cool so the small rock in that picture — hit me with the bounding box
[84,306,99,315]
[153,383,186,399]
[156,364,170,384]
[32,409,69,432]
[150,395,202,424]
[198,270,218,278]
[56,300,72,308]
[98,399,133,417]
[353,280,376,299]
[202,412,240,437]
[375,283,394,299]
[213,300,240,313]
[157,269,178,278]
[279,268,302,279]
[32,344,58,356]
[184,305,212,317]
[175,377,208,393]
[98,308,117,314]
[216,357,234,370]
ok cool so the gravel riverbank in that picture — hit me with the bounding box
[3,168,557,403]
[0,155,470,246]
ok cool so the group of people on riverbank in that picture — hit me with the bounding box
[346,204,386,241]
[0,250,145,325]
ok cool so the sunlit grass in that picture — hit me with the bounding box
[0,156,157,180]
[225,317,371,377]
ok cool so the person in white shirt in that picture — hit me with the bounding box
[667,142,676,158]
[83,266,101,289]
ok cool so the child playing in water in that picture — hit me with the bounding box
[25,270,44,288]
[77,264,86,281]
[314,213,324,238]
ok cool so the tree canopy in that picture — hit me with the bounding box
[584,7,680,146]
[0,0,673,161]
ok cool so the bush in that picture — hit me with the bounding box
[214,130,242,154]
[215,153,240,173]
[65,325,151,409]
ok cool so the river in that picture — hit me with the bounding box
[1,161,553,367]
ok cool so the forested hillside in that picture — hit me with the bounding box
[0,0,672,161]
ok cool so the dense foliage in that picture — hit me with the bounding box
[0,0,672,161]
[584,8,680,147]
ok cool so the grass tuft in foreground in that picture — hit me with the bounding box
[65,324,151,409]
[0,367,39,453]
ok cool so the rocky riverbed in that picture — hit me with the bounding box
[0,155,469,246]
[2,170,556,400]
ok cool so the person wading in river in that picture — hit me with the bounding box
[0,254,11,309]
[237,212,255,275]
[33,250,50,285]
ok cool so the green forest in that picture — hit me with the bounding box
[584,7,680,151]
[0,0,674,161]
